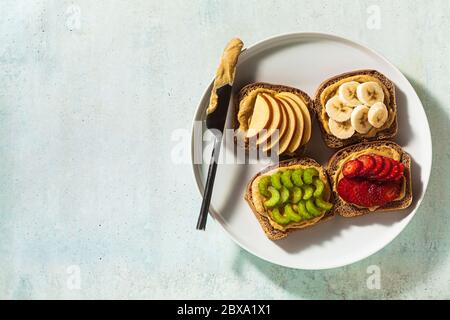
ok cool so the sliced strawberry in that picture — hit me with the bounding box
[338,178,373,207]
[338,175,403,208]
[374,157,392,180]
[392,163,405,181]
[369,155,384,176]
[380,181,402,203]
[389,158,399,178]
[389,158,400,168]
[383,163,400,181]
[353,180,372,207]
[367,183,384,206]
[358,155,375,176]
[342,160,363,178]
[337,177,363,203]
[337,177,355,200]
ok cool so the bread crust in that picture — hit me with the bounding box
[244,158,335,240]
[234,82,314,158]
[313,70,398,149]
[327,141,413,218]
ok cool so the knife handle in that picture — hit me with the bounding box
[196,137,221,230]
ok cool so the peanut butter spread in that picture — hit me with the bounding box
[207,38,244,115]
[320,75,395,137]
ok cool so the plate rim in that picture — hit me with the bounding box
[190,32,432,270]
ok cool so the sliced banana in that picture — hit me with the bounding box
[325,96,353,122]
[356,82,384,106]
[338,81,360,106]
[368,102,388,128]
[351,105,372,134]
[328,118,355,139]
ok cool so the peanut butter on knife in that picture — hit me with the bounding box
[207,38,244,115]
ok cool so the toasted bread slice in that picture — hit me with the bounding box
[327,141,413,218]
[244,158,335,240]
[314,70,398,149]
[234,82,314,157]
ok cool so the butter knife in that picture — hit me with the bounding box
[196,38,244,230]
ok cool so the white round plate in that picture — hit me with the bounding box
[191,33,431,269]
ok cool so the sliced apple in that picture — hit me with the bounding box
[246,94,272,138]
[277,92,311,147]
[272,97,297,154]
[262,96,288,153]
[276,96,302,153]
[256,93,283,147]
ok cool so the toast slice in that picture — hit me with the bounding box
[244,158,335,240]
[314,70,398,149]
[234,82,314,157]
[327,141,413,218]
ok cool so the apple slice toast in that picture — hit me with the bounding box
[235,83,313,156]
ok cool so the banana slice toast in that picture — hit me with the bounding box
[314,70,398,149]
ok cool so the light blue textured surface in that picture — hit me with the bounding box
[0,0,449,299]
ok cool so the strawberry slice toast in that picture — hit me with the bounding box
[327,141,413,217]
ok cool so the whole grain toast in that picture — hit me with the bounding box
[327,141,413,218]
[234,82,314,158]
[244,158,335,240]
[314,70,398,149]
